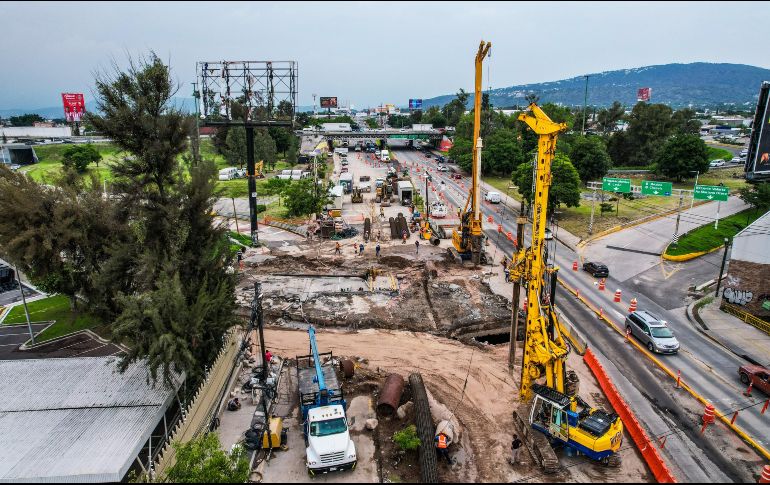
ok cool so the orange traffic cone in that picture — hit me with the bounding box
[598,279,606,291]
[572,261,578,271]
[760,465,770,484]
[614,289,622,303]
[629,298,638,312]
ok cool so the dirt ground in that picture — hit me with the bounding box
[262,327,652,483]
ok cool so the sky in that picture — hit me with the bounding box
[2,1,770,110]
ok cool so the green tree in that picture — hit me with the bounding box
[9,113,44,126]
[513,154,581,213]
[163,433,249,483]
[739,182,770,213]
[483,128,526,176]
[653,134,709,182]
[441,89,470,127]
[448,138,473,173]
[671,108,700,135]
[62,144,102,173]
[596,101,625,135]
[365,118,378,129]
[283,178,329,217]
[224,127,246,168]
[569,135,612,183]
[541,103,574,129]
[409,110,423,124]
[387,114,412,128]
[623,102,675,166]
[225,127,278,170]
[423,106,447,128]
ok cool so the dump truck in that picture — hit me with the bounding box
[297,327,357,475]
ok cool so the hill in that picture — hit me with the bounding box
[422,62,770,109]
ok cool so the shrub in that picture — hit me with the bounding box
[393,425,421,452]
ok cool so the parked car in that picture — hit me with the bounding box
[739,365,770,395]
[709,159,726,167]
[625,310,680,354]
[582,261,609,278]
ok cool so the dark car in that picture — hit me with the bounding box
[740,365,770,395]
[425,153,432,158]
[582,261,609,278]
[452,173,462,180]
[436,155,446,163]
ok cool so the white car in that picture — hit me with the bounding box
[437,165,449,172]
[484,191,502,204]
[709,159,726,167]
[730,156,742,164]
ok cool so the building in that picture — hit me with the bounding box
[0,144,38,166]
[721,210,770,316]
[0,356,183,482]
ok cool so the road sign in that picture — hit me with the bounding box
[694,184,729,201]
[602,177,631,193]
[641,180,672,196]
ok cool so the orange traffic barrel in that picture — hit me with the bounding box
[759,465,770,483]
[487,215,493,223]
[628,299,637,312]
[497,224,503,233]
[598,279,606,291]
[703,403,716,425]
[614,289,622,303]
[572,261,578,271]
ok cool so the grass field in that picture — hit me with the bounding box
[665,209,763,256]
[706,146,734,162]
[3,294,102,343]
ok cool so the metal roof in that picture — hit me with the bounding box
[0,356,182,483]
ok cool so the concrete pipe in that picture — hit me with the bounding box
[377,373,405,416]
[340,359,355,378]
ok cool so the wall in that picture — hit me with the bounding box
[722,259,770,316]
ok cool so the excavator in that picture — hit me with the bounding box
[254,160,265,179]
[451,41,490,265]
[508,104,624,470]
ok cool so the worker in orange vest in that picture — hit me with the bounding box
[434,433,451,464]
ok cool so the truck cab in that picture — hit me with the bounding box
[304,405,357,474]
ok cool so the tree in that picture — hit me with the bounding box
[653,134,709,182]
[448,138,473,173]
[513,154,581,213]
[163,433,249,483]
[623,102,675,166]
[483,128,526,176]
[597,101,625,134]
[569,135,612,183]
[739,182,770,213]
[441,89,470,127]
[9,113,44,126]
[409,110,423,124]
[225,127,278,170]
[671,108,700,135]
[62,144,102,173]
[423,106,447,128]
[283,178,329,217]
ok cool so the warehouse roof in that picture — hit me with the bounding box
[0,356,182,483]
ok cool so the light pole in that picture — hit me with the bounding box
[582,75,589,136]
[690,170,699,209]
[715,237,730,297]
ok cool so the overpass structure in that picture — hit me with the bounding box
[296,128,449,141]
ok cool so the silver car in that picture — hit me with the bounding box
[625,310,680,354]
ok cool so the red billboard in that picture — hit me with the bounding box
[61,93,86,122]
[637,87,651,102]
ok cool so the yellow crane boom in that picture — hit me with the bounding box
[452,40,490,265]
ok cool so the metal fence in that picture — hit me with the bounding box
[721,302,770,336]
[149,328,244,480]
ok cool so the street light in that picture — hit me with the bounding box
[715,237,730,297]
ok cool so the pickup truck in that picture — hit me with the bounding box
[739,365,770,395]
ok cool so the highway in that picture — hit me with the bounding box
[393,146,768,481]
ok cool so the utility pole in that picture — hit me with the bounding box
[582,75,589,136]
[15,265,35,346]
[252,282,268,382]
[672,191,685,245]
[508,215,526,372]
[714,200,721,230]
[690,170,699,209]
[231,197,240,234]
[246,125,259,246]
[588,187,597,234]
[715,238,730,297]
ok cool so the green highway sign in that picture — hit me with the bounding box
[694,184,729,201]
[641,180,672,196]
[602,177,631,193]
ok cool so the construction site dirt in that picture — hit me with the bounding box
[233,240,652,482]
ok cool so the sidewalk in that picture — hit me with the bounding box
[690,300,770,367]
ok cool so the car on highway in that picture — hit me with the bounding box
[484,191,502,204]
[625,310,680,354]
[452,173,462,180]
[436,155,446,163]
[709,159,726,167]
[582,261,609,278]
[739,365,770,395]
[437,165,449,172]
[341,159,348,166]
[731,156,742,164]
[425,153,432,159]
[544,228,553,241]
[740,148,749,157]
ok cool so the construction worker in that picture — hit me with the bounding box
[380,207,385,220]
[415,239,420,255]
[510,434,523,465]
[435,433,451,464]
[402,229,408,244]
[227,397,241,412]
[376,243,381,258]
[359,243,365,255]
[335,242,341,255]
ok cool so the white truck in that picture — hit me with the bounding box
[397,180,413,206]
[298,327,357,475]
[218,167,240,181]
[380,150,390,162]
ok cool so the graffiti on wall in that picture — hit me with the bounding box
[723,287,753,306]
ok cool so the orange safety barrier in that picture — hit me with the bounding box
[583,349,677,483]
[760,465,770,483]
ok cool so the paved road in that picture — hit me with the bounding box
[395,146,768,479]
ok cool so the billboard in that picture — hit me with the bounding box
[409,98,423,109]
[319,97,338,108]
[637,87,651,102]
[61,93,86,122]
[747,82,770,179]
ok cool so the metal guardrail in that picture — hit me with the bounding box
[720,302,770,336]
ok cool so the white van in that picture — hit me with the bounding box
[381,150,390,162]
[218,167,239,181]
[484,191,502,204]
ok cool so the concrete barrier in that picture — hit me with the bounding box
[584,349,677,483]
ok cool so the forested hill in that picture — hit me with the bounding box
[422,63,770,109]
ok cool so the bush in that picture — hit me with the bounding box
[393,425,421,452]
[256,204,266,214]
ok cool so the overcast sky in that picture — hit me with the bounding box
[2,1,769,109]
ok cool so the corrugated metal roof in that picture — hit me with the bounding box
[0,357,182,483]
